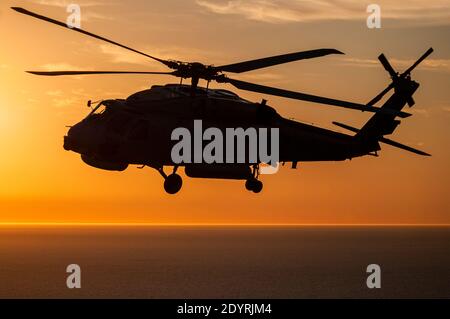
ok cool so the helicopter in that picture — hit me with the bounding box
[12,7,432,194]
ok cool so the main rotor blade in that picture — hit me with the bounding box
[11,7,175,69]
[401,47,434,77]
[216,49,344,74]
[222,78,411,118]
[27,71,175,76]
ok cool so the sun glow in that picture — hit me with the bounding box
[0,0,448,224]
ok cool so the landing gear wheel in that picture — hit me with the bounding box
[245,179,255,191]
[164,174,182,194]
[252,180,263,193]
[245,179,263,193]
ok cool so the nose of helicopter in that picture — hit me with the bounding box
[63,121,97,153]
[63,124,82,152]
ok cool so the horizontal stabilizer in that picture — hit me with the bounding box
[379,137,431,156]
[332,122,431,156]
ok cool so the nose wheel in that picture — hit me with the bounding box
[245,164,263,193]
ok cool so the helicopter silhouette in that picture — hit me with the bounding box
[12,7,432,194]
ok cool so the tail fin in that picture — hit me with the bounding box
[357,48,433,139]
[333,48,433,156]
[332,121,431,156]
[356,76,418,139]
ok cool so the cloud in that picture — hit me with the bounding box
[236,72,287,85]
[340,58,450,73]
[99,44,152,65]
[47,88,90,108]
[196,0,306,23]
[28,0,106,7]
[411,108,429,117]
[38,63,91,80]
[71,88,91,97]
[46,90,63,96]
[238,72,284,81]
[82,11,115,22]
[27,0,116,21]
[51,97,78,108]
[97,43,220,66]
[196,0,450,25]
[419,59,450,71]
[40,63,85,71]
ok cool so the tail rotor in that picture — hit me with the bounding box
[367,48,434,107]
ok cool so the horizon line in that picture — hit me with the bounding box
[0,222,449,227]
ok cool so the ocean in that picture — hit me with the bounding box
[0,226,448,298]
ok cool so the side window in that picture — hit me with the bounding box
[128,119,149,141]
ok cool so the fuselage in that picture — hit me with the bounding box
[64,84,379,170]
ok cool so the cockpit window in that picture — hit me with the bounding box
[86,102,106,117]
[87,100,125,119]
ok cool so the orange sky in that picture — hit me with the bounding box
[0,0,449,224]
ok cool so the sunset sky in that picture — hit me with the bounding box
[0,0,449,224]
